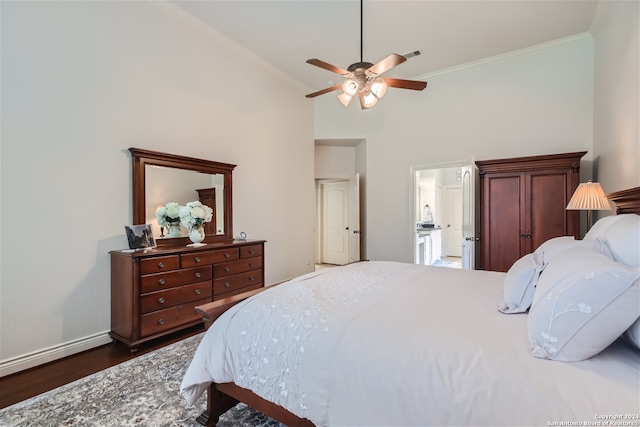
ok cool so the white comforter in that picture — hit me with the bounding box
[181,261,640,426]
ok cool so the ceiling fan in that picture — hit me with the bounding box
[305,0,427,109]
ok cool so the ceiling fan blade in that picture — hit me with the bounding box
[384,78,428,91]
[306,59,349,75]
[367,54,407,75]
[305,84,342,98]
[403,50,421,59]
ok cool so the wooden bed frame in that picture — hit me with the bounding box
[192,186,640,427]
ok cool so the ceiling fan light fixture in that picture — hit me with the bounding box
[362,90,378,108]
[342,79,358,96]
[338,92,353,107]
[304,0,427,109]
[371,78,387,99]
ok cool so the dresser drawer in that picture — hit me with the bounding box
[140,255,180,274]
[140,281,213,314]
[216,283,263,299]
[211,248,239,263]
[140,266,212,293]
[180,251,215,268]
[140,297,209,337]
[240,244,262,259]
[213,270,263,295]
[214,257,263,278]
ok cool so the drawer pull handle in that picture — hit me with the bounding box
[195,289,201,295]
[249,276,255,281]
[224,282,231,288]
[249,262,254,267]
[158,262,165,268]
[225,253,231,258]
[194,272,201,278]
[158,298,165,304]
[158,279,166,285]
[224,267,231,272]
[249,249,255,254]
[157,319,165,325]
[194,257,201,263]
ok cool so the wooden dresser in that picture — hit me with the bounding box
[110,240,265,349]
[476,151,585,272]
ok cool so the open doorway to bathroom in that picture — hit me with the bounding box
[414,163,477,269]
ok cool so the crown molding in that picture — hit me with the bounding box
[414,32,593,81]
[148,0,309,92]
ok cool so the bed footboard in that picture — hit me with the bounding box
[194,287,267,330]
[194,286,314,427]
[197,382,315,427]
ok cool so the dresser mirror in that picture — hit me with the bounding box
[130,148,236,246]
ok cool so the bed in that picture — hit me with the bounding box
[180,186,640,427]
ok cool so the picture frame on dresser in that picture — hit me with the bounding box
[124,224,156,250]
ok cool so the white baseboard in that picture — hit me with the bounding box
[0,332,113,377]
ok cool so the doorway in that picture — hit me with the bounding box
[316,175,361,266]
[414,163,477,270]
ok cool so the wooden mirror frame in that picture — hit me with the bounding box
[130,147,236,246]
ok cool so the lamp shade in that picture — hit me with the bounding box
[338,92,353,107]
[566,181,612,211]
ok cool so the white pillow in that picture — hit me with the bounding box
[623,317,640,350]
[602,214,640,268]
[534,235,609,260]
[528,248,640,361]
[584,213,627,240]
[499,252,545,314]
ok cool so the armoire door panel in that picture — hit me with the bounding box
[482,174,523,273]
[528,172,569,252]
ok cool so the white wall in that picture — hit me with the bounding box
[314,35,595,263]
[0,1,315,373]
[315,145,356,178]
[591,0,640,193]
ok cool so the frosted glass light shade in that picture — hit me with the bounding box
[371,79,387,99]
[338,92,353,107]
[362,91,378,108]
[566,181,612,211]
[342,79,358,96]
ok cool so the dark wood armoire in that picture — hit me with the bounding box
[197,188,217,236]
[475,151,586,272]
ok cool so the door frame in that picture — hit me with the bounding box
[316,176,361,265]
[411,158,476,269]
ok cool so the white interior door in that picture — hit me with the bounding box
[461,165,477,270]
[348,174,361,263]
[442,186,463,257]
[322,181,350,265]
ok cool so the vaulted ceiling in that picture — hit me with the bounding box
[170,0,598,92]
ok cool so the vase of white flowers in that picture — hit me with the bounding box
[179,201,213,246]
[188,227,206,245]
[155,202,182,237]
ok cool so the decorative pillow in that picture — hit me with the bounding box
[602,214,640,268]
[528,247,640,361]
[498,252,545,314]
[583,213,630,240]
[534,235,609,259]
[622,317,640,350]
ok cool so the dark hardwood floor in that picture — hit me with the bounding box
[0,324,204,409]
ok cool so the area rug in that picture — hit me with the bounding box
[0,333,283,427]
